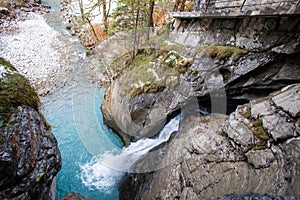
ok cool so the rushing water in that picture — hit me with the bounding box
[42,85,123,199]
[41,0,181,199]
[42,0,122,199]
[80,116,180,190]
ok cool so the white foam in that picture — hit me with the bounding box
[80,115,181,191]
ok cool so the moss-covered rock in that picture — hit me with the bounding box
[193,45,248,62]
[118,48,191,98]
[0,58,61,199]
[242,107,251,119]
[0,57,40,124]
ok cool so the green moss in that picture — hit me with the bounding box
[243,107,252,119]
[206,46,248,61]
[193,45,248,61]
[0,57,16,71]
[119,48,189,98]
[162,51,191,73]
[132,53,154,69]
[105,34,185,83]
[145,35,184,53]
[251,120,269,140]
[0,58,40,123]
[252,145,268,151]
[250,119,269,150]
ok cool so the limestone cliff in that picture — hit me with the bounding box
[102,16,300,141]
[120,83,300,199]
[99,7,300,199]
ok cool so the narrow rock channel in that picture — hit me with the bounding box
[0,0,124,199]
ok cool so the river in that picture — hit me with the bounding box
[40,0,180,199]
[41,0,124,199]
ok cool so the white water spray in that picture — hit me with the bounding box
[80,115,181,191]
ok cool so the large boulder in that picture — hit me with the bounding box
[120,83,300,199]
[0,107,61,199]
[0,58,61,199]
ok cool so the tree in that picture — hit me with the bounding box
[146,0,155,41]
[110,0,172,59]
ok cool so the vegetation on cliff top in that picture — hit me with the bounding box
[113,36,249,99]
[0,57,40,126]
[118,47,191,98]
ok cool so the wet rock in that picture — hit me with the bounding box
[60,192,95,200]
[272,84,300,118]
[250,84,300,142]
[0,106,61,199]
[0,7,9,16]
[225,111,255,148]
[120,83,300,199]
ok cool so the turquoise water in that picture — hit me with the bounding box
[42,85,123,199]
[41,1,125,199]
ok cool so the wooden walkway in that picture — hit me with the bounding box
[173,0,300,18]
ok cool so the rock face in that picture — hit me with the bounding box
[60,192,95,200]
[102,16,300,141]
[0,106,61,199]
[0,107,61,199]
[120,83,300,199]
[0,58,61,199]
[191,0,300,17]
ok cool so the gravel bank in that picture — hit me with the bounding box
[0,11,81,96]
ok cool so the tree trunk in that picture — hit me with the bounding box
[146,0,155,41]
[132,1,140,60]
[79,0,85,22]
[102,0,108,34]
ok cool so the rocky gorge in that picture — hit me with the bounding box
[102,15,300,141]
[101,2,300,199]
[0,0,300,199]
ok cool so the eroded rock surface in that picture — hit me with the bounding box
[0,58,61,199]
[120,84,300,199]
[60,192,95,200]
[103,16,300,141]
[0,106,61,199]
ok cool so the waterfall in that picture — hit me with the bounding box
[79,115,181,192]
